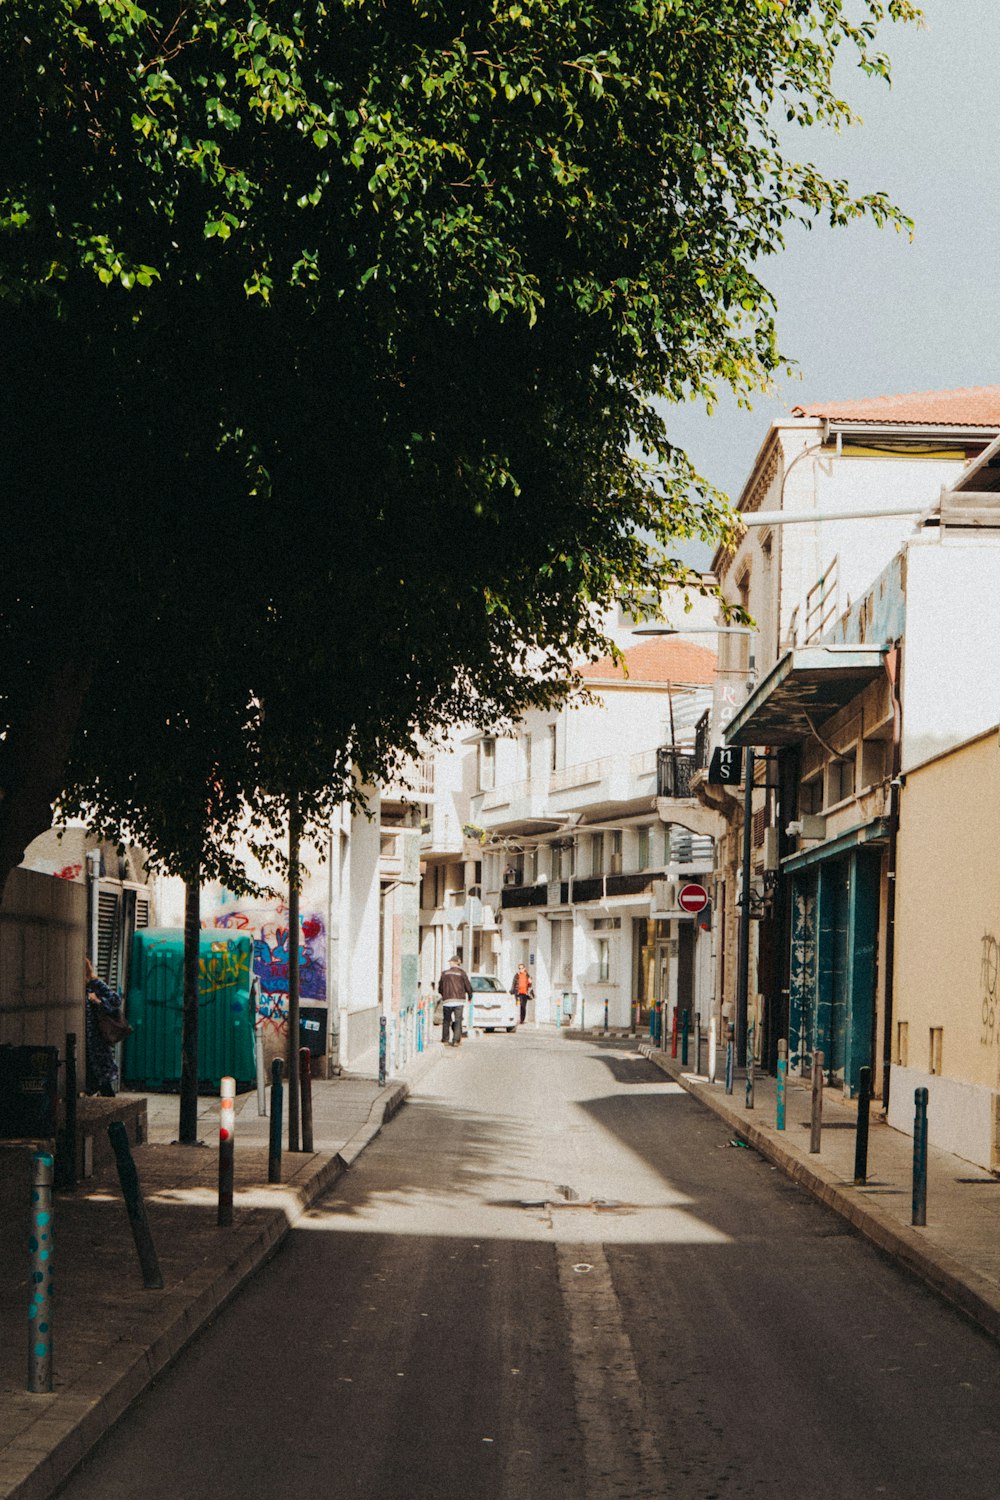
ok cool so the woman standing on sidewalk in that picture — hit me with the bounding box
[84,957,128,1096]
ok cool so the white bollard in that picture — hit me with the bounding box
[218,1076,235,1227]
[708,1017,717,1084]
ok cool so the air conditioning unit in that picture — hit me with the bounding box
[651,880,677,915]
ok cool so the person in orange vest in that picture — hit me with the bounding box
[510,962,534,1024]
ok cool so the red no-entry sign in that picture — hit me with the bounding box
[678,882,709,914]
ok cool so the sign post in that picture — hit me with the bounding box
[677,883,709,916]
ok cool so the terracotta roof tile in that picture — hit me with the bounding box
[790,386,1000,427]
[579,637,717,685]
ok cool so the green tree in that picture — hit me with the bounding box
[1,0,918,892]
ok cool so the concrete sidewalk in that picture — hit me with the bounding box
[639,1040,1000,1345]
[0,1050,440,1500]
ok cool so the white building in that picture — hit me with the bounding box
[707,385,1000,1077]
[464,635,720,1032]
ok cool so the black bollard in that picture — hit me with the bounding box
[912,1087,928,1226]
[853,1066,872,1185]
[299,1048,314,1154]
[108,1122,163,1289]
[59,1033,78,1190]
[268,1059,284,1184]
[725,1023,734,1095]
[745,1021,755,1109]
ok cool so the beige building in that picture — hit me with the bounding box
[891,726,1000,1171]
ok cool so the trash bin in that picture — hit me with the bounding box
[0,1045,59,1138]
[299,1005,328,1059]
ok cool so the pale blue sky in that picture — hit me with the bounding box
[665,0,1000,563]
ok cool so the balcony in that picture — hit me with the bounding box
[472,778,550,830]
[500,882,551,910]
[420,808,465,858]
[383,755,436,803]
[657,750,697,799]
[572,872,658,903]
[549,758,610,793]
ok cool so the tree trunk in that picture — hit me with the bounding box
[179,876,201,1144]
[0,657,91,899]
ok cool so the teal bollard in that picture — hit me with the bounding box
[27,1152,54,1393]
[776,1039,788,1130]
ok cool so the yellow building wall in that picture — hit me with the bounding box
[891,727,1000,1167]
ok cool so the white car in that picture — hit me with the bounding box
[470,973,519,1033]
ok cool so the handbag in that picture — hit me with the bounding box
[97,1009,132,1046]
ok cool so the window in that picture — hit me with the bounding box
[610,829,623,874]
[896,1021,909,1067]
[805,556,839,645]
[826,755,856,805]
[590,833,604,876]
[525,847,538,884]
[479,737,495,791]
[560,841,575,879]
[549,724,558,773]
[861,738,887,787]
[929,1027,943,1076]
[800,777,823,815]
[520,733,533,779]
[637,826,650,870]
[596,938,610,983]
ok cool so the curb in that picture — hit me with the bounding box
[3,1079,411,1500]
[637,1044,1000,1347]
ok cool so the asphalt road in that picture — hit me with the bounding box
[60,1032,1000,1499]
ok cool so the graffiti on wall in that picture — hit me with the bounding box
[210,902,327,1035]
[981,933,999,1047]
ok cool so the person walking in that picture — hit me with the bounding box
[437,955,472,1047]
[510,963,533,1025]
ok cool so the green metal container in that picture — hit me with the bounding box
[124,929,256,1093]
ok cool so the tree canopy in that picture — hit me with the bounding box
[1,0,918,892]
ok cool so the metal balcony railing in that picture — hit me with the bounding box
[656,749,697,799]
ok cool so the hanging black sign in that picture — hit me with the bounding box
[708,746,744,786]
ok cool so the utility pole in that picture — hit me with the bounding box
[736,749,755,1069]
[287,792,301,1152]
[179,872,200,1145]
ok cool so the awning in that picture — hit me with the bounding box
[723,645,888,747]
[781,818,890,875]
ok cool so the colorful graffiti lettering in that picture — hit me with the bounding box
[200,943,251,989]
[54,864,83,881]
[207,903,327,1016]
